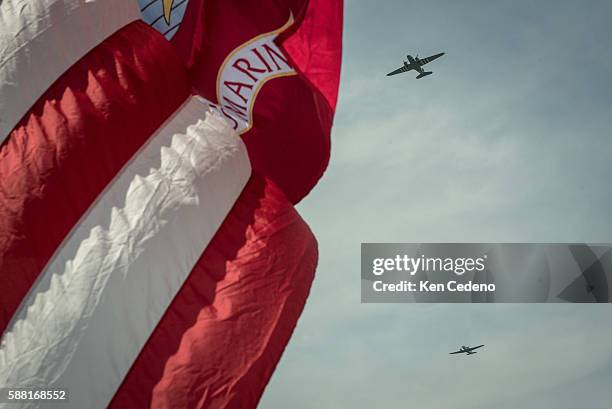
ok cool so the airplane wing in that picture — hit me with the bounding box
[419,52,445,65]
[449,350,466,355]
[468,344,485,351]
[386,65,413,76]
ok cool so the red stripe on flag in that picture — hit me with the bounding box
[278,0,343,112]
[0,21,190,335]
[242,75,332,205]
[108,174,317,409]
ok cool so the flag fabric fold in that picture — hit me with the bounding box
[0,0,342,407]
[167,0,343,203]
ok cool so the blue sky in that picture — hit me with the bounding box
[261,1,612,408]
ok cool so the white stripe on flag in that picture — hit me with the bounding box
[0,0,141,142]
[0,97,251,409]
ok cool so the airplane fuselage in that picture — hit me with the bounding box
[387,52,444,79]
[449,344,484,355]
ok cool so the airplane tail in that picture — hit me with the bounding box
[416,71,433,79]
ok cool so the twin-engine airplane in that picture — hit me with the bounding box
[449,344,484,356]
[387,52,445,79]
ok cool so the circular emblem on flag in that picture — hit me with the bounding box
[139,0,190,39]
